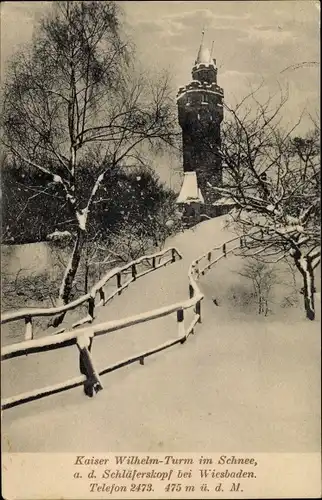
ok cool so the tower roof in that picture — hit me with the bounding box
[195,44,212,65]
[194,30,214,66]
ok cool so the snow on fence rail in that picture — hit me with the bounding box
[1,247,182,340]
[1,234,251,411]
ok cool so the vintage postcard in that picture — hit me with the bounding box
[1,1,320,498]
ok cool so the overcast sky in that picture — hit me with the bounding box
[1,1,320,187]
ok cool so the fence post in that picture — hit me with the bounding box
[207,251,212,262]
[240,236,243,249]
[77,334,103,397]
[131,264,137,280]
[171,248,176,262]
[189,284,194,298]
[177,308,185,342]
[24,316,33,341]
[195,300,202,323]
[88,297,95,321]
[222,243,227,257]
[152,257,156,268]
[117,272,122,295]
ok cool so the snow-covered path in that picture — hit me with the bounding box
[2,217,320,452]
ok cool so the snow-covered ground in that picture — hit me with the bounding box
[2,216,320,452]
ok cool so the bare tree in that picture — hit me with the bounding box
[209,88,320,320]
[2,1,176,322]
[237,259,278,315]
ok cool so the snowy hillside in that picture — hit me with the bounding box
[2,215,320,453]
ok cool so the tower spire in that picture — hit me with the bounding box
[201,26,205,43]
[195,27,212,65]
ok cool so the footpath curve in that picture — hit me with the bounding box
[2,216,320,452]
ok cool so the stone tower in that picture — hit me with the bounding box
[177,34,224,213]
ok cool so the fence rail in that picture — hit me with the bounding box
[1,232,256,411]
[1,246,182,339]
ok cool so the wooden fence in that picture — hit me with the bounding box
[1,247,182,340]
[1,234,250,411]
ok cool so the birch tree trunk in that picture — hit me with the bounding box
[294,255,315,321]
[49,225,87,328]
[59,227,86,304]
